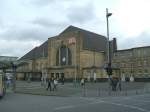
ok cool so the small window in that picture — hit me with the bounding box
[139,69,142,73]
[144,60,148,66]
[144,69,148,73]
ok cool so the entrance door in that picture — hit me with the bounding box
[51,73,54,78]
[56,73,59,79]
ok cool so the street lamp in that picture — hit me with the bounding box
[106,8,112,66]
[106,8,112,92]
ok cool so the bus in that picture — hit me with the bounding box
[0,71,6,98]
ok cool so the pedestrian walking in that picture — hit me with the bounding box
[112,77,118,91]
[80,78,85,86]
[46,78,52,91]
[117,78,122,91]
[6,77,11,88]
[41,77,44,86]
[53,78,58,91]
[61,78,65,85]
[93,72,97,83]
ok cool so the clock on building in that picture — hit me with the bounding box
[62,57,66,62]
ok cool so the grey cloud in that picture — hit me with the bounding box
[0,25,50,41]
[66,2,96,24]
[118,32,150,50]
[27,0,71,7]
[0,46,23,57]
[32,18,68,28]
[0,19,4,28]
[31,18,72,35]
[24,0,53,7]
[0,19,71,43]
[0,40,41,57]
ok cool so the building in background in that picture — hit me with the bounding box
[0,56,18,69]
[0,56,18,62]
[0,56,18,78]
[112,46,150,81]
[17,25,117,81]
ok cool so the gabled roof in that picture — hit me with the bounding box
[60,25,107,52]
[20,25,108,61]
[19,40,48,60]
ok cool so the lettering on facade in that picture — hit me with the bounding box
[68,37,76,44]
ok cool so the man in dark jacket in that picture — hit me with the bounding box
[46,78,52,91]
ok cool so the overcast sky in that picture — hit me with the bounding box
[0,0,150,58]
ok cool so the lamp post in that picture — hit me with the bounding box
[106,8,112,66]
[106,8,112,92]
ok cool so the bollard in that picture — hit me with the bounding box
[83,86,86,97]
[116,91,118,96]
[115,91,117,96]
[136,90,138,95]
[98,88,100,97]
[146,88,149,93]
[125,90,127,96]
[116,91,119,96]
[108,89,110,96]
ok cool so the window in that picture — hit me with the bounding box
[56,50,59,66]
[137,50,141,57]
[143,49,147,56]
[124,63,126,67]
[56,46,72,66]
[138,69,142,73]
[122,70,124,73]
[143,60,148,66]
[138,61,142,66]
[144,69,148,73]
[51,73,54,78]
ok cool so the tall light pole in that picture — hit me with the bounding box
[106,8,112,65]
[106,8,113,92]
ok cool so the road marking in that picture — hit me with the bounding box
[104,101,150,112]
[54,105,75,110]
[114,96,150,103]
[54,95,150,111]
[80,97,150,112]
[89,100,105,104]
[120,98,150,103]
[132,99,150,103]
[54,100,104,110]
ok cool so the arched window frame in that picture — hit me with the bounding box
[56,46,72,66]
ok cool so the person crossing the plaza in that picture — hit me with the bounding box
[80,78,85,86]
[46,78,52,91]
[53,78,58,91]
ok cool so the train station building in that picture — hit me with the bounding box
[17,25,116,81]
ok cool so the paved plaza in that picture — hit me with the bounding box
[14,81,150,97]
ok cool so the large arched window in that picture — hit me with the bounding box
[56,46,72,66]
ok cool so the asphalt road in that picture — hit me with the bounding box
[1,93,150,112]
